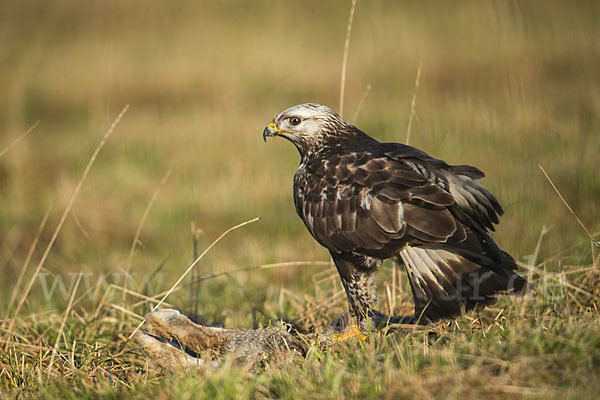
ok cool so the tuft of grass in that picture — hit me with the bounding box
[2,248,600,398]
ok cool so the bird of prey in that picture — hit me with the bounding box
[263,103,529,340]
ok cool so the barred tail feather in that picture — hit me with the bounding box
[398,247,528,322]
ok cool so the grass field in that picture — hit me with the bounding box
[1,0,599,398]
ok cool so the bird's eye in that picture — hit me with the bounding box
[289,117,302,126]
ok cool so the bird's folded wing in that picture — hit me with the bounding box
[295,152,464,254]
[382,143,504,232]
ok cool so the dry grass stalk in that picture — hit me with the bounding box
[339,0,357,117]
[4,205,52,323]
[110,284,173,308]
[121,169,172,311]
[3,105,129,350]
[110,304,144,321]
[405,61,423,145]
[123,260,332,307]
[189,221,203,317]
[351,84,371,124]
[517,261,600,302]
[539,164,599,248]
[124,217,261,345]
[46,273,83,375]
[0,121,39,159]
[185,260,331,288]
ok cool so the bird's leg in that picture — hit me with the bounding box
[330,253,379,341]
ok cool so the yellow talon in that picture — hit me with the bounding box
[331,324,367,342]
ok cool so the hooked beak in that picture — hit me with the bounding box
[263,121,277,142]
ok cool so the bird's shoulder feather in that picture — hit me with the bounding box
[293,146,460,255]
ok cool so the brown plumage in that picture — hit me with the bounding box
[263,103,529,331]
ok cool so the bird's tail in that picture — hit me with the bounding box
[397,246,530,322]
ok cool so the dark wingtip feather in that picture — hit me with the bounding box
[449,164,486,180]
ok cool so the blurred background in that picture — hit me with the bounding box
[1,0,598,326]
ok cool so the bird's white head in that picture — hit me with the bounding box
[263,103,350,152]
